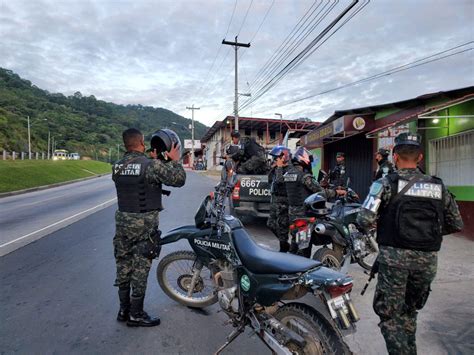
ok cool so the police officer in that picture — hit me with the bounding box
[329,152,347,188]
[267,146,291,252]
[374,147,395,180]
[357,133,463,354]
[226,130,244,163]
[112,128,186,327]
[284,147,346,257]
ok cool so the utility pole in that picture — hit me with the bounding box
[117,144,120,161]
[109,147,112,163]
[186,105,200,168]
[27,115,31,159]
[222,36,250,131]
[47,130,51,160]
[275,113,283,143]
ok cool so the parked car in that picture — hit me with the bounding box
[53,149,68,160]
[68,153,80,160]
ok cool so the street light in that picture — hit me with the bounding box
[26,116,47,159]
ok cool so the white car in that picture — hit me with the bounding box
[68,153,80,160]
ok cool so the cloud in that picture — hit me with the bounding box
[0,0,472,126]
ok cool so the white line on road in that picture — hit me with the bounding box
[0,197,117,249]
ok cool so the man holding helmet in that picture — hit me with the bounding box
[374,147,395,180]
[284,147,346,257]
[267,145,292,252]
[112,128,186,327]
[357,133,463,354]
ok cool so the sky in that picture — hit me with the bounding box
[1,0,472,127]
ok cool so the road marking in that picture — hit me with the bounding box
[0,197,117,249]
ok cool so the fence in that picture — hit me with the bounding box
[2,151,48,160]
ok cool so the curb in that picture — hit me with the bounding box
[0,173,112,198]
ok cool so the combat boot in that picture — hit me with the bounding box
[117,287,130,322]
[127,296,161,327]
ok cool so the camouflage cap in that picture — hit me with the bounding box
[394,132,421,148]
[336,152,345,158]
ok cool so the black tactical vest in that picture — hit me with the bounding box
[377,173,444,252]
[269,166,288,198]
[112,155,163,213]
[330,164,346,187]
[284,166,310,207]
[374,159,394,180]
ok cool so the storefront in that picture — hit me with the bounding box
[303,114,375,199]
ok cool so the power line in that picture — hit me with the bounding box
[247,0,336,95]
[240,0,362,112]
[275,42,473,108]
[192,0,238,101]
[237,0,254,36]
[245,0,324,94]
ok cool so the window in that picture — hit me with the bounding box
[429,130,474,186]
[270,131,276,140]
[244,128,251,136]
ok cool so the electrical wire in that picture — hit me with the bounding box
[239,0,363,112]
[237,0,254,36]
[274,42,473,109]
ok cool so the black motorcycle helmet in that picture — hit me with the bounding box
[149,129,182,160]
[304,193,328,216]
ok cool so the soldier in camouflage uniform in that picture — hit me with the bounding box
[329,152,347,188]
[267,146,292,252]
[357,133,463,355]
[374,147,395,180]
[285,147,346,257]
[112,128,186,327]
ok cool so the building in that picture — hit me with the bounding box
[200,116,320,170]
[302,86,474,236]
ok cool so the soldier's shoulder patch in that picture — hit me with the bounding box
[369,181,383,195]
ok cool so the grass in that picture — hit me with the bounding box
[0,160,112,193]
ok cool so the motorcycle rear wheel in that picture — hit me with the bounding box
[312,247,342,270]
[274,302,351,355]
[157,250,218,308]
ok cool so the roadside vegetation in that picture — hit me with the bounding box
[0,160,111,193]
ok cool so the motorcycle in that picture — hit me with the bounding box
[156,166,358,354]
[291,173,378,272]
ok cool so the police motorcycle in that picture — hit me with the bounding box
[292,172,378,272]
[156,164,359,354]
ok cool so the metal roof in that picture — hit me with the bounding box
[200,116,320,142]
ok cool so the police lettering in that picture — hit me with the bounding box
[398,181,442,200]
[114,163,142,176]
[195,239,231,251]
[249,188,271,196]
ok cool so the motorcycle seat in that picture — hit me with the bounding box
[232,228,321,274]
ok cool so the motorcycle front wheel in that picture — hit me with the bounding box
[274,302,351,355]
[157,250,218,308]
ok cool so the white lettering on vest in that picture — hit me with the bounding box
[398,180,442,200]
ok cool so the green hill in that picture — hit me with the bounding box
[0,68,208,160]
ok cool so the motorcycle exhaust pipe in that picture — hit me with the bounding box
[315,223,337,236]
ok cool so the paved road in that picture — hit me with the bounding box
[1,172,473,354]
[0,175,116,256]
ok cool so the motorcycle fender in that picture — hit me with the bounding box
[160,225,212,246]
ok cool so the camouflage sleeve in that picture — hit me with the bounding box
[146,160,186,187]
[357,177,391,230]
[443,187,464,235]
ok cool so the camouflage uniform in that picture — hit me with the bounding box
[286,164,336,257]
[329,162,347,188]
[374,158,395,180]
[267,166,290,243]
[357,168,463,355]
[113,152,186,298]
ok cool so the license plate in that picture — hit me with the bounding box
[327,295,350,319]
